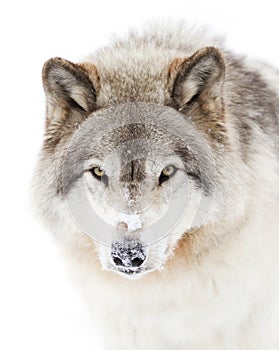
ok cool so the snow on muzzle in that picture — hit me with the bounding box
[111,238,146,272]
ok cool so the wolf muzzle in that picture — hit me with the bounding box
[111,239,146,271]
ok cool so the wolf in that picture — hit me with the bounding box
[32,23,279,349]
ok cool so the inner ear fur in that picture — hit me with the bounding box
[167,46,226,112]
[42,57,98,114]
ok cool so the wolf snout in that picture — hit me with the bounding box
[111,239,146,269]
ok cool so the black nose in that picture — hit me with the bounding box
[111,239,146,268]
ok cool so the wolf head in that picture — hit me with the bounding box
[33,46,244,279]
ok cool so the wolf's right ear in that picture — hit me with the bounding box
[42,57,99,114]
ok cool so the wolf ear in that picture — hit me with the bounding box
[42,57,98,114]
[167,47,225,113]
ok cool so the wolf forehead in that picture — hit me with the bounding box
[60,103,214,194]
[68,103,198,155]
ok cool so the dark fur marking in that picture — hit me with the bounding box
[120,159,146,183]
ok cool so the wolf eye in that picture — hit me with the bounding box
[89,166,108,184]
[159,165,177,185]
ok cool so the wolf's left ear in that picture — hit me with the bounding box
[167,47,225,113]
[42,57,98,113]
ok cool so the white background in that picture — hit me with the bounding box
[0,0,278,349]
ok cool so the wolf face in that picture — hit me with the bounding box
[59,102,219,278]
[33,44,251,279]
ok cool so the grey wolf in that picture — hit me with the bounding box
[32,23,279,349]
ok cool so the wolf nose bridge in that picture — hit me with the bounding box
[111,239,146,268]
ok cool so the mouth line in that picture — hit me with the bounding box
[112,266,143,274]
[109,265,151,279]
[108,260,166,279]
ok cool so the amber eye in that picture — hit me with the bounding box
[162,165,175,177]
[89,166,108,184]
[92,167,105,177]
[159,165,177,185]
